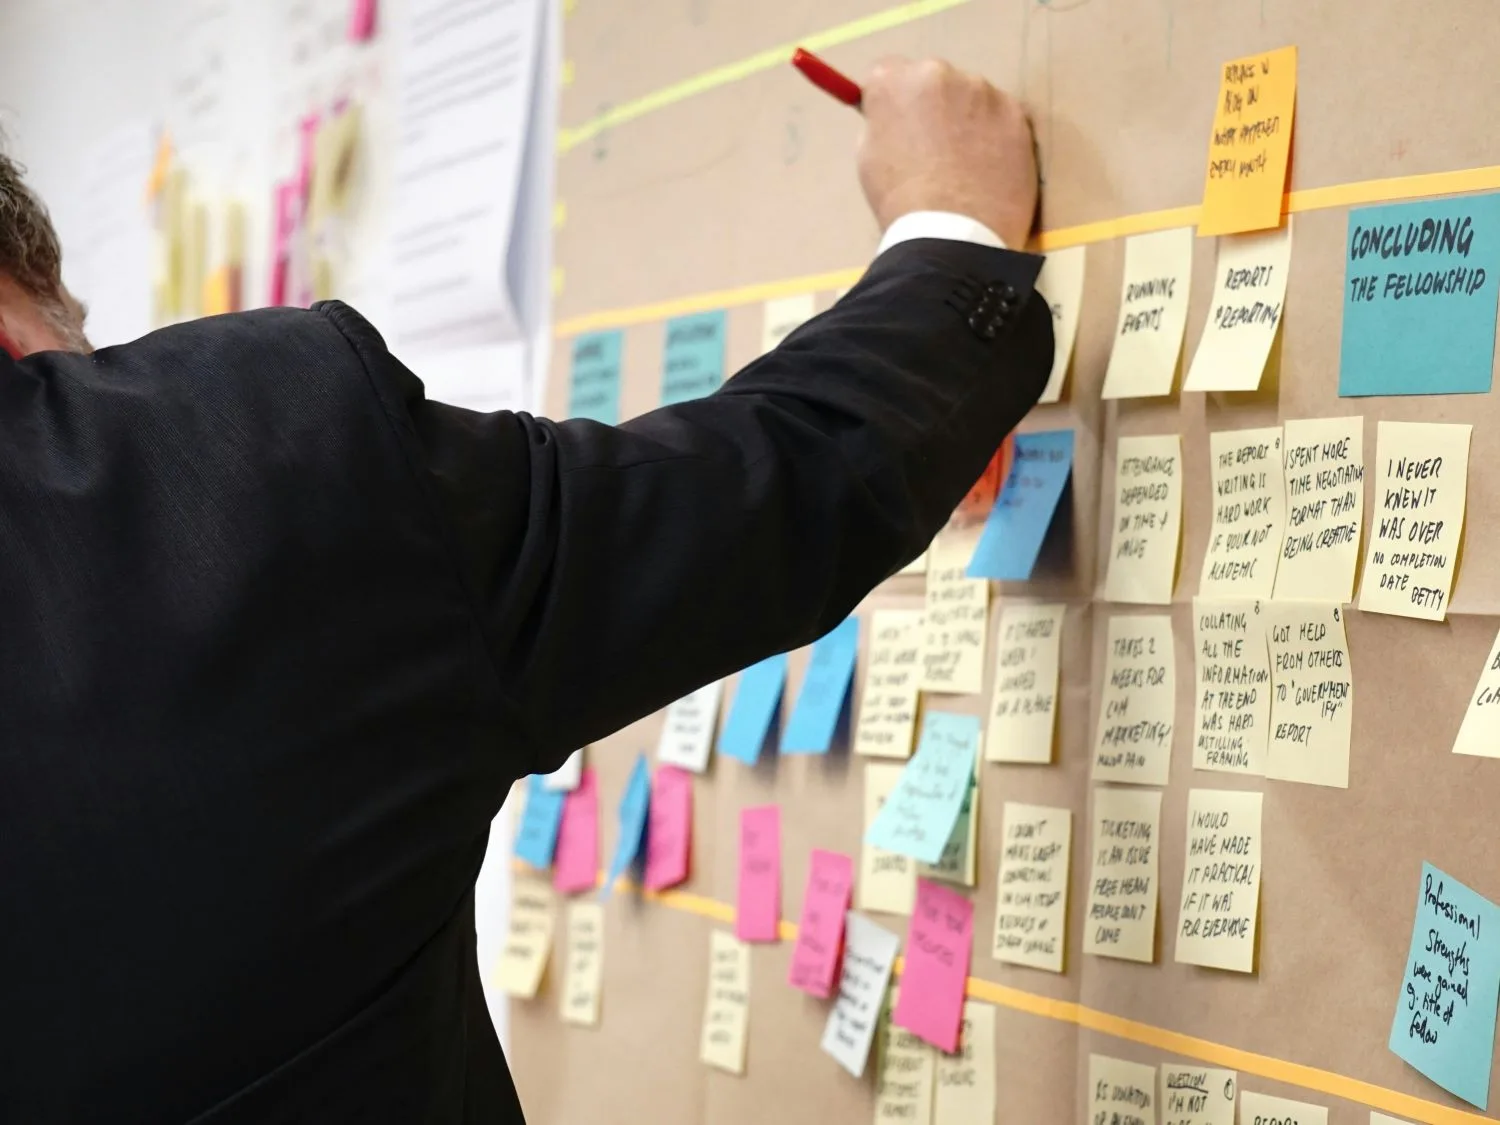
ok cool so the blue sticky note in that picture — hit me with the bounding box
[661,310,726,405]
[1340,193,1500,396]
[514,774,566,868]
[782,617,861,754]
[967,429,1075,581]
[1388,862,1500,1108]
[602,754,651,899]
[718,653,788,764]
[865,711,980,863]
[568,330,623,423]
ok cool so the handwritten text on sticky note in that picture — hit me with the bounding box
[736,805,781,942]
[894,878,974,1053]
[1084,787,1162,963]
[1103,226,1195,399]
[992,802,1071,973]
[1192,599,1270,776]
[866,712,981,864]
[1105,435,1183,605]
[644,765,692,891]
[1198,46,1297,236]
[1184,224,1293,392]
[855,610,923,759]
[821,912,901,1077]
[986,603,1066,764]
[1199,427,1285,598]
[1094,614,1176,786]
[1265,602,1352,789]
[1276,417,1365,603]
[789,850,853,997]
[1174,789,1262,973]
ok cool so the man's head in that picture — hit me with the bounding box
[0,149,90,357]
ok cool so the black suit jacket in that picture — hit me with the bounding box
[0,239,1050,1123]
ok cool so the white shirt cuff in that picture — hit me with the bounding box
[875,211,1008,257]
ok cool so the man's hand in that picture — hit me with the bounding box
[857,58,1038,249]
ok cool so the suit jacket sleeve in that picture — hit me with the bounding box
[337,238,1053,776]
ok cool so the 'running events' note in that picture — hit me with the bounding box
[1102,227,1195,399]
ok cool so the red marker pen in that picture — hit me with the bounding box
[791,47,862,110]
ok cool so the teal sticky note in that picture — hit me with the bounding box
[864,711,980,863]
[1388,862,1500,1108]
[514,774,566,868]
[718,653,787,765]
[967,429,1075,581]
[1340,194,1500,396]
[661,310,726,405]
[602,754,651,899]
[782,616,861,754]
[568,330,623,423]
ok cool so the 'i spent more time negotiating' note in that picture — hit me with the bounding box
[1094,615,1176,787]
[1276,416,1365,603]
[1105,435,1183,605]
[1192,599,1271,776]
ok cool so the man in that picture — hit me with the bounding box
[0,58,1050,1123]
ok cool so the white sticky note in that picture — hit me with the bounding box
[898,549,930,576]
[1183,223,1293,393]
[1265,602,1352,789]
[1089,1054,1158,1125]
[543,748,584,791]
[1275,416,1366,603]
[874,989,937,1125]
[858,762,917,916]
[935,1002,996,1123]
[1083,787,1162,963]
[821,912,901,1077]
[1036,245,1087,403]
[1199,427,1286,599]
[1454,627,1500,758]
[920,538,991,695]
[986,603,1066,763]
[1093,614,1176,787]
[1237,1093,1326,1125]
[496,872,557,998]
[761,293,815,354]
[1357,420,1472,621]
[1160,1065,1237,1124]
[855,609,924,759]
[1370,1115,1413,1125]
[1102,226,1195,399]
[560,901,604,1026]
[992,802,1071,973]
[1191,599,1271,775]
[699,930,751,1074]
[1104,434,1184,605]
[1174,789,1262,973]
[657,682,723,773]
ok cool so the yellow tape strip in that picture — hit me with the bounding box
[556,0,973,154]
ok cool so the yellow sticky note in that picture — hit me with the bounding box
[919,533,990,695]
[898,549,929,576]
[1183,223,1293,392]
[858,762,917,916]
[1191,598,1270,776]
[201,267,232,317]
[855,610,924,759]
[552,199,568,229]
[1275,417,1366,602]
[1104,434,1183,605]
[1265,602,1352,788]
[991,802,1071,973]
[560,901,604,1026]
[1238,1093,1326,1125]
[1102,227,1195,399]
[1035,245,1086,404]
[1174,789,1262,973]
[1198,426,1285,598]
[1093,614,1176,786]
[1455,628,1500,758]
[496,873,557,998]
[145,131,173,203]
[1083,786,1161,964]
[1089,1054,1157,1124]
[874,990,936,1125]
[985,603,1065,763]
[1357,420,1471,621]
[760,293,815,355]
[934,1002,995,1123]
[1160,1064,1237,1123]
[916,770,979,888]
[1198,46,1297,237]
[699,930,750,1074]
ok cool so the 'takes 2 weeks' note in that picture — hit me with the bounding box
[1197,46,1297,236]
[1094,615,1176,787]
[1105,435,1183,605]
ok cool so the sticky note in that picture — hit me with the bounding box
[1104,435,1183,605]
[1160,1065,1237,1125]
[899,550,929,576]
[1455,628,1500,758]
[783,616,860,754]
[789,849,854,997]
[1191,599,1271,776]
[866,712,981,864]
[1358,421,1471,621]
[348,0,377,40]
[1174,789,1262,972]
[1183,223,1294,392]
[568,330,622,424]
[761,293,815,353]
[1237,1094,1326,1125]
[921,538,991,694]
[1093,614,1176,787]
[514,774,566,868]
[935,1003,996,1123]
[1389,862,1500,1108]
[967,429,1075,581]
[859,763,917,915]
[1276,417,1366,602]
[560,901,604,1026]
[986,603,1065,763]
[496,872,556,998]
[656,682,722,773]
[1084,787,1162,963]
[821,912,901,1077]
[894,879,973,1052]
[700,930,751,1074]
[915,771,978,888]
[1265,602,1352,788]
[735,805,780,943]
[875,990,937,1124]
[544,748,583,791]
[1089,1055,1157,1125]
[644,765,692,891]
[992,802,1072,972]
[1199,427,1285,598]
[552,767,598,894]
[1197,46,1297,236]
[1371,1116,1413,1125]
[1036,245,1087,403]
[718,654,787,765]
[602,754,650,898]
[661,310,725,405]
[1102,227,1196,399]
[855,609,923,758]
[1340,194,1500,396]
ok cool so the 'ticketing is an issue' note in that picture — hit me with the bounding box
[1084,787,1162,964]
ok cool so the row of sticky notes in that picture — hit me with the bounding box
[1082,1055,1334,1125]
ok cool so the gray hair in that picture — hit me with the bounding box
[0,147,90,350]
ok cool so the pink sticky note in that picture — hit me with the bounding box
[788,849,853,997]
[894,878,974,1052]
[268,181,299,306]
[552,767,598,894]
[735,806,781,942]
[644,766,692,891]
[348,0,378,41]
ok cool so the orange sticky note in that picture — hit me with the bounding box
[1198,46,1297,236]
